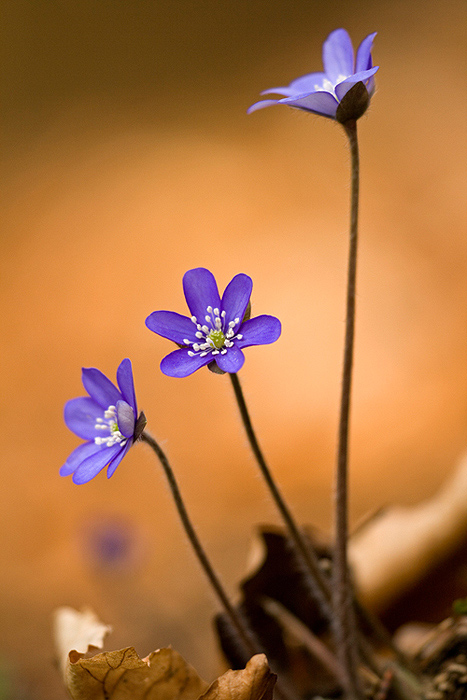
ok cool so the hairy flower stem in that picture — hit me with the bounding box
[140,431,258,660]
[229,370,411,693]
[229,372,332,620]
[332,119,363,700]
[142,431,302,700]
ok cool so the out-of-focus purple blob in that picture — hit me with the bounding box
[82,516,142,572]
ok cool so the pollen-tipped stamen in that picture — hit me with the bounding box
[187,307,243,359]
[94,405,127,447]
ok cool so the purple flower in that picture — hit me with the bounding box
[60,359,143,485]
[248,28,378,121]
[145,268,281,377]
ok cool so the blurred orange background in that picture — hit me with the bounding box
[1,1,466,697]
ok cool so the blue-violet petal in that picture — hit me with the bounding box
[247,99,280,114]
[116,400,135,439]
[280,91,339,118]
[221,273,252,328]
[81,368,122,409]
[236,315,282,348]
[160,347,213,378]
[116,359,137,415]
[334,66,379,101]
[322,28,354,84]
[145,310,198,345]
[289,71,327,93]
[60,441,102,477]
[64,397,104,440]
[215,346,245,373]
[356,32,377,73]
[72,444,122,485]
[183,268,221,322]
[107,441,132,479]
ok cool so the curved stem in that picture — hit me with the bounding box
[332,119,362,699]
[141,430,303,700]
[140,431,258,659]
[229,372,332,619]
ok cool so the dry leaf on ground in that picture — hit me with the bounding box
[349,452,467,610]
[53,607,276,700]
[200,654,276,700]
[53,606,113,677]
[53,606,208,699]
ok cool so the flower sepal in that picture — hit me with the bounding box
[335,81,370,124]
[134,411,148,441]
[242,300,252,323]
[207,360,227,375]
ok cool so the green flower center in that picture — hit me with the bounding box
[207,329,226,349]
[186,306,243,359]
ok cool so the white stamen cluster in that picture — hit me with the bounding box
[94,405,127,447]
[185,306,244,358]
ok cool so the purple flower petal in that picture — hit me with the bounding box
[247,99,280,114]
[160,347,213,378]
[60,441,102,477]
[215,346,245,373]
[335,66,379,101]
[64,397,103,439]
[116,359,137,415]
[289,71,327,93]
[280,91,339,118]
[221,273,252,330]
[236,315,282,348]
[356,32,377,73]
[81,368,121,410]
[183,268,221,323]
[322,28,354,84]
[116,400,135,439]
[107,441,132,479]
[145,310,198,344]
[72,444,122,484]
[261,86,298,98]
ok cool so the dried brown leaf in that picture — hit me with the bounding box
[54,608,276,700]
[65,646,208,700]
[53,607,208,700]
[199,654,276,700]
[349,452,467,610]
[216,528,336,698]
[53,606,112,678]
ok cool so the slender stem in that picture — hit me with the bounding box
[228,350,411,694]
[229,372,332,619]
[332,119,363,699]
[140,431,258,660]
[141,430,302,700]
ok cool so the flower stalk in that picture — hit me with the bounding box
[140,431,258,661]
[332,119,363,699]
[229,372,332,618]
[141,430,303,700]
